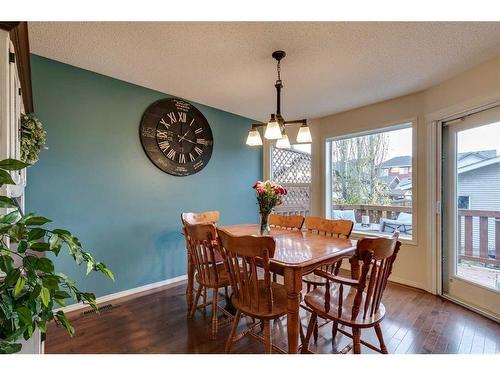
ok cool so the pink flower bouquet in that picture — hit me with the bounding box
[252,180,288,234]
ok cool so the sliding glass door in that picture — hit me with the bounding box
[441,106,500,320]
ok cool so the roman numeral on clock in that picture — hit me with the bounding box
[179,153,186,164]
[189,153,196,162]
[194,146,203,156]
[158,140,170,151]
[194,128,203,134]
[166,149,176,160]
[197,138,207,145]
[177,112,187,123]
[157,130,169,139]
[159,118,170,128]
[167,112,177,124]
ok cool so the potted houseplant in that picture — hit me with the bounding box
[20,114,47,164]
[252,180,288,235]
[0,158,114,354]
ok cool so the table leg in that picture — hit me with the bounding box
[284,267,302,354]
[186,250,194,314]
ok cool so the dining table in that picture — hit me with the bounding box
[185,223,357,354]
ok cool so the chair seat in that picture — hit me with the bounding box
[302,272,328,286]
[195,263,231,288]
[304,285,386,328]
[231,280,288,319]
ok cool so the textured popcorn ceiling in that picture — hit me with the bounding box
[29,22,500,121]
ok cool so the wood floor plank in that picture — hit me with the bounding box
[45,281,499,354]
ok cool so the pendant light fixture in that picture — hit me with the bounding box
[246,50,312,147]
[246,125,263,146]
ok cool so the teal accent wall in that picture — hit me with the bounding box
[27,55,261,297]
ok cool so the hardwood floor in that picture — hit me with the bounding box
[45,281,500,354]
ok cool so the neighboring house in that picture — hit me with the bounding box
[377,156,413,204]
[378,155,413,179]
[457,152,500,253]
[457,150,497,169]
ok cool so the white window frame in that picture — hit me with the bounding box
[325,121,417,243]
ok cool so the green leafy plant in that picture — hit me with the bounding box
[0,158,114,354]
[20,114,47,164]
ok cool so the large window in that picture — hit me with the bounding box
[326,123,413,240]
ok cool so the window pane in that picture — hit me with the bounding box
[328,125,413,239]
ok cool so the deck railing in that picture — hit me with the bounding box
[331,204,412,223]
[331,204,499,267]
[278,202,500,267]
[458,209,500,267]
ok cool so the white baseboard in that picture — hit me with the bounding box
[57,274,187,314]
[388,275,427,291]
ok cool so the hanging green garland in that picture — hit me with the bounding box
[20,114,47,164]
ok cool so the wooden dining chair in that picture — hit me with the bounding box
[300,216,354,342]
[302,216,354,291]
[184,223,232,339]
[268,213,305,283]
[269,213,305,231]
[301,234,401,354]
[216,227,289,354]
[181,210,220,225]
[181,211,223,313]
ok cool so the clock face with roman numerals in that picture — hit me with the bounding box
[139,98,214,176]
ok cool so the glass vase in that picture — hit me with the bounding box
[259,212,271,235]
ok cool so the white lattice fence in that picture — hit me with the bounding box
[271,147,311,215]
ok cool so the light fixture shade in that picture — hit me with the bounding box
[296,125,312,143]
[246,128,263,146]
[276,134,291,149]
[264,119,282,140]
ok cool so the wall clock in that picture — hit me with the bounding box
[139,98,214,176]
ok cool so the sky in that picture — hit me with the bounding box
[457,121,500,155]
[386,127,412,159]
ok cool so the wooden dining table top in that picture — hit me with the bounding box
[220,224,357,270]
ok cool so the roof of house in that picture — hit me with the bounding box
[458,150,496,161]
[458,155,500,174]
[379,156,412,168]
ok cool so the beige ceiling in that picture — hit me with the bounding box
[28,22,500,121]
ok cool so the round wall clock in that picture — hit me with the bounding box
[139,98,214,176]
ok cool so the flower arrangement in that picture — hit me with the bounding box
[20,114,47,164]
[252,180,288,234]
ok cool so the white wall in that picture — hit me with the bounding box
[309,54,500,293]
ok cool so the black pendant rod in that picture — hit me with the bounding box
[272,50,286,118]
[275,81,282,116]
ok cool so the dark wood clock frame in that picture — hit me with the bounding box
[139,98,214,176]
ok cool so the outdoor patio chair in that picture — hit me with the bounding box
[380,212,412,234]
[332,209,356,224]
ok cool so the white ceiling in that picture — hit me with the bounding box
[28,22,500,121]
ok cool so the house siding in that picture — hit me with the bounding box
[458,162,500,255]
